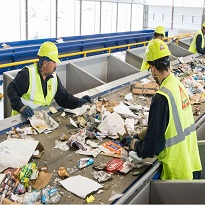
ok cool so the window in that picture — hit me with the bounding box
[131,4,144,31]
[117,3,131,32]
[101,2,117,33]
[0,0,22,42]
[57,0,80,37]
[81,1,100,35]
[27,0,55,39]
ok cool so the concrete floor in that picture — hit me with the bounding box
[0,85,3,120]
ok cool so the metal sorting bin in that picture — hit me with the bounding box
[177,37,193,50]
[128,179,205,204]
[168,42,193,57]
[125,42,193,69]
[125,44,177,69]
[3,54,139,118]
[66,54,139,94]
[116,114,205,204]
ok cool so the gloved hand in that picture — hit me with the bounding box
[120,135,133,148]
[120,135,138,150]
[133,128,147,140]
[20,106,34,118]
[78,95,92,107]
[138,128,147,140]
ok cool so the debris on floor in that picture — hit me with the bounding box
[2,55,205,204]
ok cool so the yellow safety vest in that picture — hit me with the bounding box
[140,40,153,71]
[157,73,202,179]
[12,64,58,115]
[189,30,204,53]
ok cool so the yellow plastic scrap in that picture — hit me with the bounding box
[20,162,38,187]
[86,195,95,203]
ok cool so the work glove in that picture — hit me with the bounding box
[78,95,92,107]
[132,128,147,140]
[20,106,34,118]
[120,135,133,148]
[120,135,138,151]
[138,128,147,140]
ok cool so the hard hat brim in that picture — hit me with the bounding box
[52,57,60,63]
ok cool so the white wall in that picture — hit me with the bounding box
[145,0,204,7]
[0,0,144,42]
[0,0,22,42]
[145,4,204,33]
[1,0,202,42]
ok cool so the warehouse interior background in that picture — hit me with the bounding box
[0,0,205,42]
[1,0,205,120]
[1,1,205,204]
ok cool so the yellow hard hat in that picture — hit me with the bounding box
[155,26,165,36]
[145,39,171,62]
[202,22,205,27]
[38,42,60,63]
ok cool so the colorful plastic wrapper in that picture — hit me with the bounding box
[78,158,94,169]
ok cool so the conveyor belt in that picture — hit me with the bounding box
[1,76,205,204]
[0,83,156,204]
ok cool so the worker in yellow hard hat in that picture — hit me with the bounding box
[7,41,92,118]
[120,39,202,180]
[189,22,205,54]
[140,25,166,71]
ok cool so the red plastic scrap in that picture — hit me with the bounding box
[105,158,124,173]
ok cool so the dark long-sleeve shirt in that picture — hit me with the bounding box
[196,34,205,54]
[134,93,169,158]
[7,66,80,112]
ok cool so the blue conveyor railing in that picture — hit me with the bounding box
[0,30,156,72]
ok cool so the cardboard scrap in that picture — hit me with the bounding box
[130,82,159,95]
[49,106,58,114]
[1,198,22,205]
[190,93,202,104]
[30,171,53,190]
[31,142,45,158]
[100,152,121,158]
[95,100,119,113]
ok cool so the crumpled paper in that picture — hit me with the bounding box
[29,110,59,133]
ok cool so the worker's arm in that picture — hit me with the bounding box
[7,68,29,112]
[134,93,169,158]
[54,75,81,109]
[196,34,205,54]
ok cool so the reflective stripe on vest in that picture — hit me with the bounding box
[160,87,196,148]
